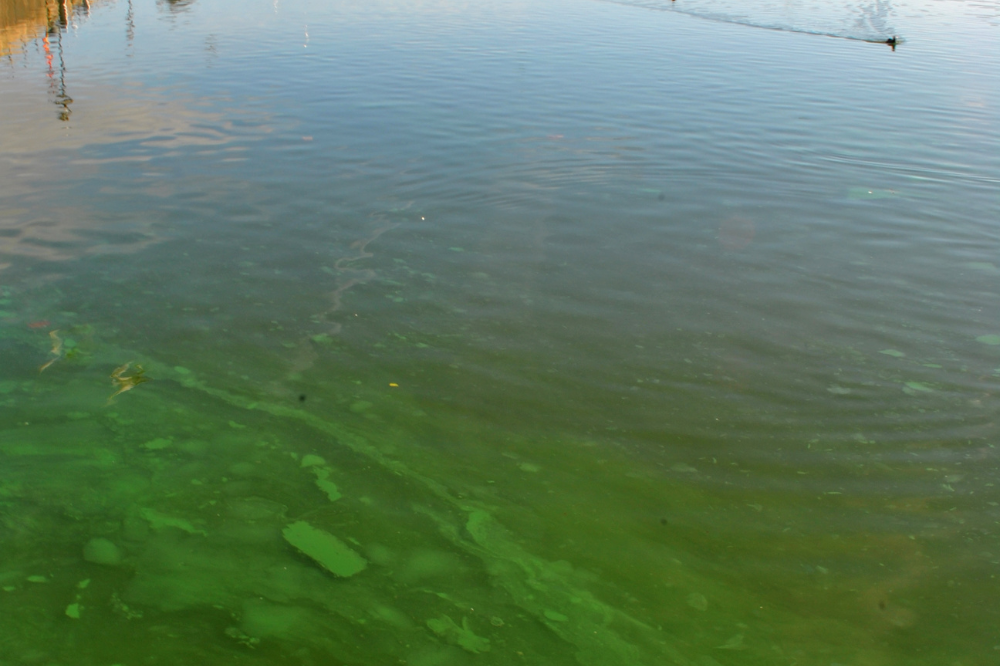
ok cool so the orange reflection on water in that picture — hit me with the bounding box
[0,0,95,56]
[1,0,105,120]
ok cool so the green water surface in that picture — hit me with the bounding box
[1,0,999,664]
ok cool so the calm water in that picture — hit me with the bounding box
[2,0,999,664]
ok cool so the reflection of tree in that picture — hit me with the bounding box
[1,0,94,56]
[0,1,102,121]
[157,0,198,13]
[126,0,134,53]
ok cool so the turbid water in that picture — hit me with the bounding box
[1,0,999,664]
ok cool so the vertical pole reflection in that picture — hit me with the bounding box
[54,16,72,121]
[126,0,135,55]
[42,0,73,121]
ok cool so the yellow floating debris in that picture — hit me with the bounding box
[39,330,62,373]
[108,362,149,403]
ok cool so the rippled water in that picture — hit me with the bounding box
[2,0,999,664]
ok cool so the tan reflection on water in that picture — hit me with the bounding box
[0,0,96,56]
[0,70,257,264]
[1,0,109,121]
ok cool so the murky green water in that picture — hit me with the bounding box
[2,0,999,664]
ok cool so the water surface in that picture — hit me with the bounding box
[2,0,999,664]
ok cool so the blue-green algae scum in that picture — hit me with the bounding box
[1,0,998,664]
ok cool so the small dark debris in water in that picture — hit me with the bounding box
[886,36,897,51]
[660,518,668,526]
[299,394,307,402]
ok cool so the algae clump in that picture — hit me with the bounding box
[426,615,491,654]
[282,521,366,577]
[83,537,123,566]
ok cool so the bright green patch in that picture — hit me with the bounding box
[140,507,207,535]
[878,349,905,358]
[141,438,172,451]
[976,335,1000,346]
[282,521,367,577]
[312,467,342,502]
[300,454,326,468]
